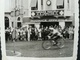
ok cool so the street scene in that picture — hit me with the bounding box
[5,0,75,57]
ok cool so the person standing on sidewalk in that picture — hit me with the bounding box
[38,27,42,40]
[12,28,16,42]
[28,26,32,41]
[68,25,74,40]
[25,27,28,41]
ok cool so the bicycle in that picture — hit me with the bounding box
[42,35,65,50]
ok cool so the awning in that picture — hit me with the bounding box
[23,17,31,23]
[56,0,64,6]
[30,0,38,7]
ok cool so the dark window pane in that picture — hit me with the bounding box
[31,0,38,10]
[57,0,64,9]
[41,0,43,5]
[17,22,22,28]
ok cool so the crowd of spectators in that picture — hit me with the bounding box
[5,24,74,42]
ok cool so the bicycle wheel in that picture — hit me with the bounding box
[42,40,52,50]
[57,38,65,48]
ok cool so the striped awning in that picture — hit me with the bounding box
[30,0,38,7]
[56,0,64,6]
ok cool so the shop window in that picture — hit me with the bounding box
[41,0,43,10]
[29,24,35,28]
[56,0,64,9]
[12,22,14,28]
[41,0,43,5]
[67,0,69,10]
[40,22,59,27]
[65,22,72,27]
[31,0,38,10]
[17,22,22,28]
[5,17,9,29]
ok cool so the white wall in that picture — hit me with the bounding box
[23,0,29,17]
[23,0,28,10]
[71,0,75,13]
[5,0,75,16]
[5,0,11,12]
[5,0,23,12]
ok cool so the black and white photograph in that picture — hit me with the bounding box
[3,0,79,59]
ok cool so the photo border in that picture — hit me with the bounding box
[0,0,79,60]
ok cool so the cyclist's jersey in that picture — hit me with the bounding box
[53,28,58,34]
[51,28,62,37]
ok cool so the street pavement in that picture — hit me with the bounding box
[6,39,74,57]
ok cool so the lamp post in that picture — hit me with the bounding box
[10,0,23,53]
[10,0,23,32]
[10,0,17,53]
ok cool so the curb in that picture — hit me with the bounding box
[6,50,21,57]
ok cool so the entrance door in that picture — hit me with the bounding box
[65,22,72,27]
[5,17,9,29]
[17,22,22,28]
[40,22,59,27]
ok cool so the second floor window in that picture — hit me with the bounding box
[41,0,43,5]
[41,0,43,10]
[67,0,70,9]
[31,0,38,10]
[56,0,64,9]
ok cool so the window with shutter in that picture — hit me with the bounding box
[41,0,43,10]
[31,0,38,10]
[56,0,64,9]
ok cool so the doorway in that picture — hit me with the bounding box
[40,22,59,27]
[17,22,22,28]
[65,22,72,27]
[29,24,35,28]
[5,17,9,29]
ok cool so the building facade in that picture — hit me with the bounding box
[23,0,75,30]
[5,0,75,29]
[5,0,24,29]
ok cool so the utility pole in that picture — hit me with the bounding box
[11,0,18,53]
[10,0,24,53]
[13,0,17,53]
[14,0,17,28]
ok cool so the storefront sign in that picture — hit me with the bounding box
[31,10,64,17]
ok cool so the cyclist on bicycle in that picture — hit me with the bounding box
[48,26,63,44]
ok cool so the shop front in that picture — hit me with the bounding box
[30,18,72,29]
[40,22,59,27]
